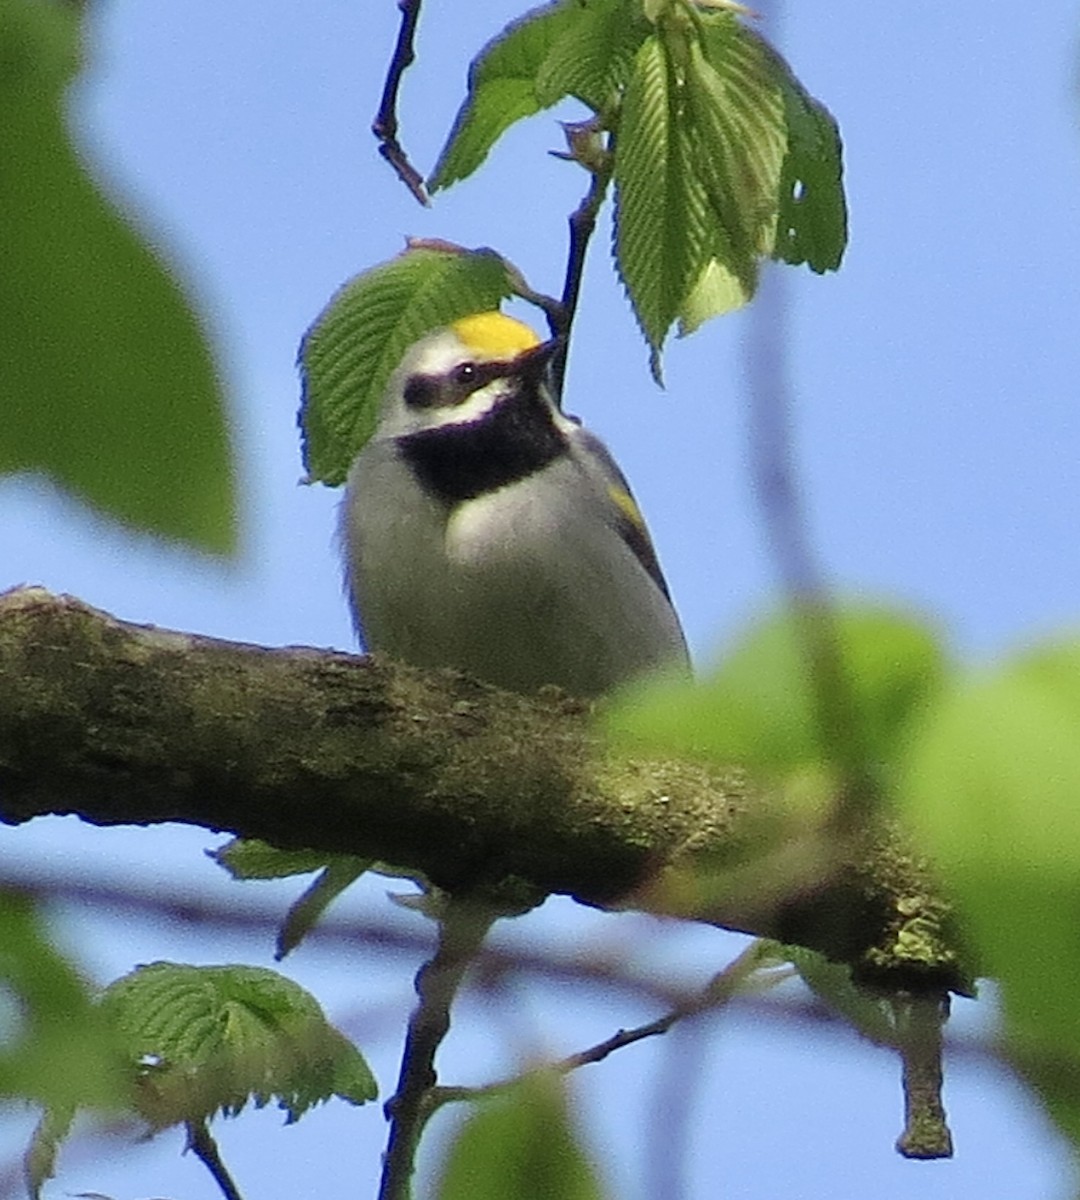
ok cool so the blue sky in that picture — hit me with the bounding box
[2,2,1079,1197]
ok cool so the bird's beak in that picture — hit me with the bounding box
[514,336,563,383]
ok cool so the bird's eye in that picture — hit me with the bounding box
[452,362,477,386]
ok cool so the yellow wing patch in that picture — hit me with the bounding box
[451,312,541,362]
[608,484,647,535]
[606,482,672,601]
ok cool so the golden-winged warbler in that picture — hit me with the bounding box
[341,312,689,698]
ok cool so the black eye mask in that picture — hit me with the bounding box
[402,359,509,411]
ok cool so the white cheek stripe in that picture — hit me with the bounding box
[428,383,507,428]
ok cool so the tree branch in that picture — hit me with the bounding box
[379,900,494,1200]
[372,0,429,205]
[0,586,963,991]
[548,122,613,399]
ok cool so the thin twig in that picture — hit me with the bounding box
[377,898,495,1200]
[186,1119,244,1200]
[425,939,774,1113]
[549,123,614,399]
[372,0,429,205]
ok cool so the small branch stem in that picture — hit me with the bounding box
[372,0,429,205]
[186,1120,244,1200]
[893,993,954,1159]
[550,139,613,399]
[425,939,774,1114]
[377,899,495,1200]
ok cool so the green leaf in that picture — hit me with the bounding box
[436,1074,605,1200]
[99,962,377,1127]
[903,642,1080,946]
[677,257,751,336]
[210,837,349,881]
[298,244,517,485]
[613,35,713,380]
[0,0,81,84]
[764,49,847,271]
[534,0,646,111]
[276,860,370,960]
[605,603,947,775]
[672,21,788,334]
[0,892,124,1113]
[428,2,583,193]
[770,942,897,1046]
[209,839,370,958]
[0,0,236,552]
[693,20,786,252]
[25,1105,75,1200]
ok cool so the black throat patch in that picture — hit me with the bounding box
[397,384,567,505]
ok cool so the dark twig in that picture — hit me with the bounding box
[373,0,429,205]
[549,122,614,400]
[424,940,774,1113]
[377,898,495,1200]
[186,1119,244,1200]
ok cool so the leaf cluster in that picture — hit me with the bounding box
[26,959,377,1196]
[429,0,846,376]
[300,0,847,485]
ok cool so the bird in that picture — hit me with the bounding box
[340,311,689,699]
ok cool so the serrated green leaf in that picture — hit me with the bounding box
[766,55,847,271]
[428,2,582,193]
[436,1074,604,1200]
[606,603,947,775]
[534,0,645,111]
[673,18,790,336]
[613,15,803,365]
[900,640,1080,1149]
[0,0,236,552]
[0,892,123,1113]
[613,36,713,380]
[99,962,376,1127]
[692,20,785,257]
[298,245,516,485]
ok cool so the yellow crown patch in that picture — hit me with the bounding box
[451,312,541,361]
